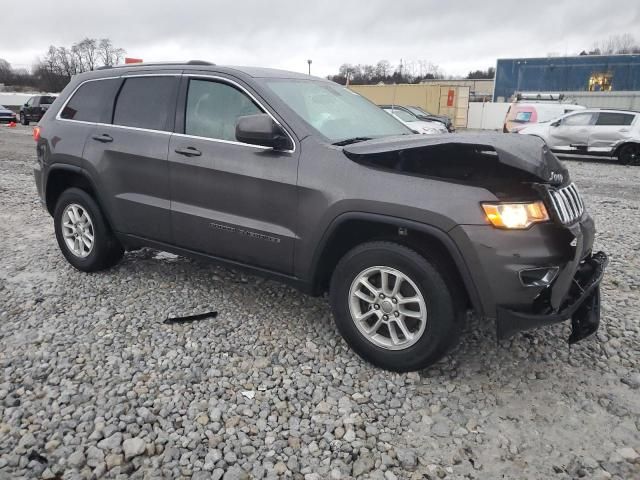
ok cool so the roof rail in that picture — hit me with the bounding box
[186,60,215,65]
[95,60,216,71]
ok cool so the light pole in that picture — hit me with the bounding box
[307,59,312,75]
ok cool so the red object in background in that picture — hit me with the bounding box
[33,126,40,141]
[125,57,144,64]
[7,121,16,128]
[447,89,455,107]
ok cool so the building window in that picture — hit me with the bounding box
[588,72,613,92]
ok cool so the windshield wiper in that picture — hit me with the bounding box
[332,136,372,146]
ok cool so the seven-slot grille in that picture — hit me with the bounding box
[548,182,584,224]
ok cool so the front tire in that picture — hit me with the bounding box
[330,241,462,372]
[54,188,123,272]
[20,112,29,126]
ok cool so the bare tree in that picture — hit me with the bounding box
[30,37,125,91]
[0,58,11,84]
[72,38,99,72]
[98,38,125,67]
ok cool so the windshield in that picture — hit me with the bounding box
[387,109,418,123]
[264,79,411,142]
[407,106,432,116]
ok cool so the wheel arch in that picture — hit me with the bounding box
[309,212,484,316]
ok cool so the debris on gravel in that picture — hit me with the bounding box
[1,126,639,478]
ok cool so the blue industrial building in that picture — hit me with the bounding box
[493,55,640,101]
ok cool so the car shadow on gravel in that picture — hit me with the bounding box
[112,248,594,380]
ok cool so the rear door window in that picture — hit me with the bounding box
[184,79,262,141]
[595,112,635,126]
[113,76,178,131]
[60,79,121,123]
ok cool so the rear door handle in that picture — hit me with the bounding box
[175,147,202,157]
[91,134,113,143]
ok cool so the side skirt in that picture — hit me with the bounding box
[116,233,315,295]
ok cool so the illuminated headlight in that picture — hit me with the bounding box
[481,201,549,229]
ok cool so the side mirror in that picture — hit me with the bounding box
[236,114,292,151]
[550,120,561,127]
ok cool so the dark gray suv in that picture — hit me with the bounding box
[33,61,607,371]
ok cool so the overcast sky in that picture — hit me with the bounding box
[2,0,639,77]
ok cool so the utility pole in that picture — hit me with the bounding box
[307,59,312,75]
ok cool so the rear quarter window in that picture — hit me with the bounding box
[60,79,121,123]
[113,76,177,131]
[514,111,532,122]
[595,112,635,126]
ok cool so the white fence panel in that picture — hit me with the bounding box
[467,102,510,130]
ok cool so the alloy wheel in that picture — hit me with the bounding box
[348,266,427,350]
[61,203,95,258]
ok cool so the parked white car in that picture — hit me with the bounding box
[382,107,448,134]
[519,109,640,165]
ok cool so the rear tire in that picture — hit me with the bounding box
[53,188,123,272]
[329,241,462,372]
[20,112,29,126]
[618,144,640,166]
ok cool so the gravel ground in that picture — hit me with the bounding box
[0,124,639,480]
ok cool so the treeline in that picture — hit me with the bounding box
[327,60,494,85]
[580,33,640,56]
[0,38,125,92]
[327,60,443,85]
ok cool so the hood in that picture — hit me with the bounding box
[343,132,568,185]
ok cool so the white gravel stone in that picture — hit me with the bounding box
[123,438,146,460]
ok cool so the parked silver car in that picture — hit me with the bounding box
[519,109,640,164]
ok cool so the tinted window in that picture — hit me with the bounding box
[562,113,594,126]
[60,79,120,122]
[40,96,56,105]
[595,112,635,126]
[113,76,177,131]
[185,79,262,141]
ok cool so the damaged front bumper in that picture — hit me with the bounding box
[496,251,608,343]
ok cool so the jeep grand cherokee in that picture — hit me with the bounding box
[33,61,607,371]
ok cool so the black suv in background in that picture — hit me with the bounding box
[33,62,607,371]
[19,95,57,125]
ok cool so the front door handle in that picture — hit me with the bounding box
[175,147,202,157]
[91,134,113,143]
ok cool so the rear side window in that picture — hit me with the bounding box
[595,112,635,126]
[60,79,120,123]
[40,96,56,105]
[185,79,262,141]
[113,76,177,131]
